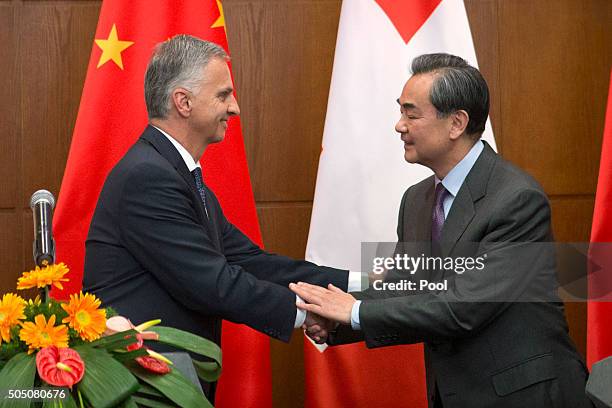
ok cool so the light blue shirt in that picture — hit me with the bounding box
[350,140,485,330]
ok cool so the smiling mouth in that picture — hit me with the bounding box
[403,139,415,149]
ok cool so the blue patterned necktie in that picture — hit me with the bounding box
[432,182,449,242]
[192,167,209,219]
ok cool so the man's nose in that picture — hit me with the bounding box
[395,118,407,134]
[228,94,240,116]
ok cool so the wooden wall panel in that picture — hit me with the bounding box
[464,0,502,148]
[497,0,609,196]
[20,3,100,209]
[256,205,314,259]
[550,196,597,357]
[550,197,595,242]
[0,5,18,208]
[0,3,22,296]
[0,213,22,295]
[225,0,341,202]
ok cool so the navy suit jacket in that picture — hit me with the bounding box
[83,126,348,391]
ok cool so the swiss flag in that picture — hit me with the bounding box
[305,0,496,406]
[52,1,271,407]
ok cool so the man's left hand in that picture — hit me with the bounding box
[289,282,355,325]
[303,312,336,344]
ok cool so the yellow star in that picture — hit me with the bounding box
[211,0,226,30]
[94,24,134,70]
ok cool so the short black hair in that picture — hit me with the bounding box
[411,53,489,136]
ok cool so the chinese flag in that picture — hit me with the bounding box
[52,1,271,407]
[587,70,612,368]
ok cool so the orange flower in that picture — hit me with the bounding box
[19,314,68,354]
[0,293,26,344]
[17,263,70,291]
[61,292,106,342]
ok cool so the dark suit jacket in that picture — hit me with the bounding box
[83,126,348,393]
[330,142,591,408]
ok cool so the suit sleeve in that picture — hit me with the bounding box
[358,187,556,348]
[118,162,296,342]
[214,198,349,290]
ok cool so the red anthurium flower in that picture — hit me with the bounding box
[36,346,85,388]
[104,316,171,374]
[126,336,171,374]
[136,355,171,374]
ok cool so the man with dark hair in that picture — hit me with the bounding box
[292,53,591,407]
[83,34,359,398]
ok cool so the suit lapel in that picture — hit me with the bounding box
[440,142,497,257]
[440,188,475,257]
[140,126,221,250]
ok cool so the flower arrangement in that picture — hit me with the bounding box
[0,263,221,408]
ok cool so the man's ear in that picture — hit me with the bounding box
[172,88,191,118]
[449,110,469,140]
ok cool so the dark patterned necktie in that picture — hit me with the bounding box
[192,167,209,219]
[432,183,449,242]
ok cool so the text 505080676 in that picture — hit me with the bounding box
[1,388,68,402]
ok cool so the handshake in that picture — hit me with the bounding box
[289,282,357,344]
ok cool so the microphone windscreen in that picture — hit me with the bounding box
[30,189,55,210]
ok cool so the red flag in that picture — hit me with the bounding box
[587,69,612,368]
[52,1,271,406]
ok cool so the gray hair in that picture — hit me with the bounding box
[411,53,489,136]
[144,34,228,119]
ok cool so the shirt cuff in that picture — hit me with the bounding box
[347,271,363,292]
[350,300,362,330]
[295,295,306,328]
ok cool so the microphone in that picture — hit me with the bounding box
[30,189,56,267]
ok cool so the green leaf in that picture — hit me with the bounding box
[149,326,221,381]
[0,352,36,408]
[41,393,78,408]
[111,348,148,363]
[130,396,177,408]
[88,330,139,351]
[135,383,164,399]
[73,345,139,408]
[126,362,212,408]
[192,360,222,383]
[116,396,139,408]
[0,338,27,364]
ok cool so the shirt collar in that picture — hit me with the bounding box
[434,140,484,197]
[152,125,201,172]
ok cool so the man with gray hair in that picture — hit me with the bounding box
[291,53,591,407]
[83,34,357,398]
